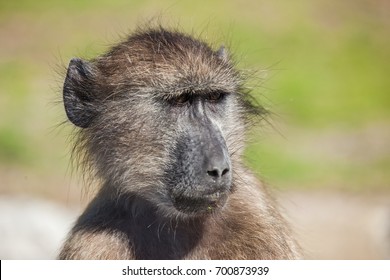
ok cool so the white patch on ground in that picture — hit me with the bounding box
[0,195,78,259]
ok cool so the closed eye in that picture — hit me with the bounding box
[167,91,226,106]
[206,91,226,103]
[170,93,192,106]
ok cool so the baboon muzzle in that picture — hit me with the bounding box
[168,118,232,215]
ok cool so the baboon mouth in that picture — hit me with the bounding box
[172,191,228,215]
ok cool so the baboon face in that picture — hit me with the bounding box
[63,29,249,218]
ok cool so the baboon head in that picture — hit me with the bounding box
[63,28,260,218]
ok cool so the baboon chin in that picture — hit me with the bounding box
[59,27,301,260]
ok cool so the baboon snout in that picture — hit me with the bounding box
[204,146,231,186]
[169,125,232,215]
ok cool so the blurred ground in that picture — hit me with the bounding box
[280,191,390,259]
[0,195,78,259]
[0,0,389,259]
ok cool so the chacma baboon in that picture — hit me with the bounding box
[59,27,301,259]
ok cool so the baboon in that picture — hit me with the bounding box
[59,27,301,259]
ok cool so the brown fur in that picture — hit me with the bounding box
[59,27,301,260]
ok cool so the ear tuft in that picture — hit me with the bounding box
[63,58,98,128]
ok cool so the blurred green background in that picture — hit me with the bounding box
[0,0,389,203]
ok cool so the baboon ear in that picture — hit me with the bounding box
[216,45,229,62]
[63,58,98,128]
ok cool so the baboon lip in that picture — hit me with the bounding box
[172,191,228,215]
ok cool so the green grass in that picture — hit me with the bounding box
[0,0,389,192]
[0,126,33,163]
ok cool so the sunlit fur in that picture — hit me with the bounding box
[59,27,301,260]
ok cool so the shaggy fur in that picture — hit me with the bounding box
[59,27,301,260]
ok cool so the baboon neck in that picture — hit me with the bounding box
[118,194,207,259]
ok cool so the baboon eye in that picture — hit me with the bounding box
[171,94,191,105]
[206,91,225,102]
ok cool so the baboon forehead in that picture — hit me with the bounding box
[96,29,240,95]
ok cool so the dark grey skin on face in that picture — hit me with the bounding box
[60,28,301,260]
[167,96,233,214]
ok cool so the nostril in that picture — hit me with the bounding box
[221,168,229,176]
[207,168,229,178]
[207,169,219,178]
